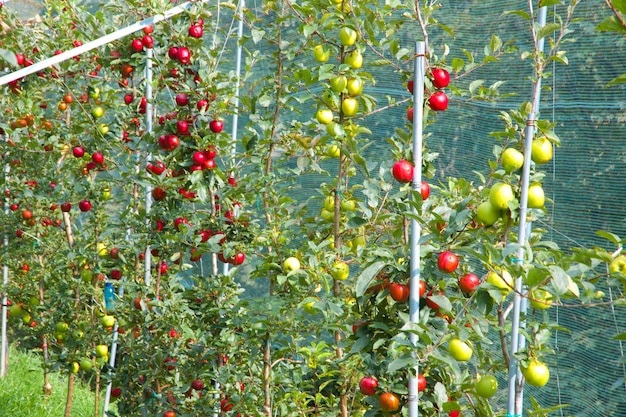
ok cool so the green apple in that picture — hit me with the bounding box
[98,123,109,135]
[340,199,356,211]
[475,374,498,398]
[323,195,335,211]
[100,315,115,328]
[89,87,100,99]
[72,330,84,339]
[320,207,334,221]
[339,27,357,46]
[529,288,553,310]
[476,201,500,226]
[345,50,363,69]
[313,45,330,63]
[303,299,319,314]
[486,269,513,299]
[92,106,105,118]
[522,360,550,387]
[448,338,473,361]
[56,322,69,333]
[331,261,350,281]
[54,331,66,342]
[531,137,553,164]
[346,77,363,96]
[316,109,333,125]
[8,304,23,317]
[283,257,301,272]
[501,148,524,172]
[330,75,347,93]
[341,97,359,116]
[609,255,626,275]
[70,361,80,374]
[527,183,545,208]
[95,344,109,358]
[322,90,338,109]
[80,358,93,372]
[80,269,93,283]
[326,144,341,158]
[22,314,31,325]
[489,182,515,210]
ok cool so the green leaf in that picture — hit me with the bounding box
[537,22,562,40]
[355,261,386,297]
[606,73,626,87]
[502,10,530,20]
[451,57,465,73]
[251,29,265,44]
[0,48,18,68]
[387,356,415,373]
[614,332,626,341]
[595,230,623,245]
[611,0,626,13]
[549,265,570,295]
[596,16,626,33]
[539,0,563,6]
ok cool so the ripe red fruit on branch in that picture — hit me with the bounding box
[210,120,224,133]
[78,200,92,212]
[379,392,400,412]
[392,160,414,183]
[417,374,427,392]
[431,68,450,89]
[191,379,204,391]
[131,38,144,52]
[459,273,480,293]
[428,91,448,111]
[407,80,414,94]
[146,161,166,175]
[359,376,378,396]
[60,202,71,212]
[92,152,104,164]
[188,24,203,38]
[437,251,459,273]
[73,146,85,158]
[141,35,154,49]
[168,47,179,59]
[421,181,430,200]
[389,283,410,302]
[175,93,189,106]
[177,47,191,64]
[152,187,167,201]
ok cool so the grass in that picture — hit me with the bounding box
[0,345,115,417]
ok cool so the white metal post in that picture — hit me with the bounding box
[506,6,548,416]
[1,145,10,378]
[408,41,425,417]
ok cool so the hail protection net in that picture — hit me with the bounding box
[4,0,626,415]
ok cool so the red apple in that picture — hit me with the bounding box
[78,200,92,212]
[437,251,459,273]
[459,273,480,293]
[389,282,410,302]
[110,269,123,280]
[141,34,154,49]
[72,146,85,158]
[191,379,204,391]
[92,152,104,164]
[146,161,166,175]
[168,47,179,60]
[124,94,134,105]
[175,93,189,106]
[188,24,203,38]
[431,68,450,89]
[407,80,414,94]
[392,160,414,183]
[192,151,207,166]
[131,38,144,52]
[421,181,430,200]
[60,202,72,212]
[152,187,167,201]
[417,374,427,392]
[359,376,378,396]
[210,120,224,133]
[177,47,191,64]
[428,91,448,111]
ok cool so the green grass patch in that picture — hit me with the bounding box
[0,345,116,417]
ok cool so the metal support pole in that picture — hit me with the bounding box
[144,46,154,288]
[506,6,547,416]
[408,41,425,417]
[0,0,209,87]
[1,149,10,378]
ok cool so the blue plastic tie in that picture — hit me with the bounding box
[511,257,523,263]
[506,414,522,417]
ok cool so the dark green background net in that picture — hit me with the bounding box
[5,0,626,415]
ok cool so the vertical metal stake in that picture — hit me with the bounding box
[408,41,425,417]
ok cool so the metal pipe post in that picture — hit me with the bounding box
[506,6,547,416]
[408,41,425,417]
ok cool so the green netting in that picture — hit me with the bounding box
[4,0,626,415]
